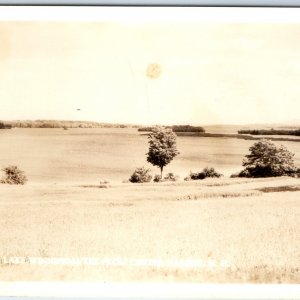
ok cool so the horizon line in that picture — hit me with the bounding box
[1,118,300,127]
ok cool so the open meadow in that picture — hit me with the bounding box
[1,128,300,282]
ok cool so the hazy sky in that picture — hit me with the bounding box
[1,21,300,125]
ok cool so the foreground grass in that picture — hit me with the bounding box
[0,176,300,283]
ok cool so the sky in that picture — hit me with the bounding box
[1,18,300,125]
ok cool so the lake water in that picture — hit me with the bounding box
[0,128,299,184]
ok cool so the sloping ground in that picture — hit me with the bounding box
[0,176,300,283]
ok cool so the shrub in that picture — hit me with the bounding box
[241,139,297,177]
[187,167,223,180]
[230,172,239,178]
[1,165,28,185]
[202,167,223,178]
[153,174,162,182]
[129,167,152,183]
[190,171,206,180]
[230,170,250,178]
[290,167,300,178]
[164,172,180,181]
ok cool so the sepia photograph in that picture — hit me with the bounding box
[1,6,300,291]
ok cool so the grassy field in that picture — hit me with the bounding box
[1,128,300,283]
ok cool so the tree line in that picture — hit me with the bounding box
[138,125,205,133]
[238,128,300,136]
[0,120,139,129]
[0,122,12,129]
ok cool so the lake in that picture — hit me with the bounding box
[0,127,299,184]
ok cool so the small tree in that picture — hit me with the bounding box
[146,126,179,178]
[129,167,152,183]
[241,139,297,177]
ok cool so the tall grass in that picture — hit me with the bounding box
[177,190,262,200]
[258,185,300,193]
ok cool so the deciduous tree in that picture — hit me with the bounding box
[242,139,297,177]
[146,126,179,178]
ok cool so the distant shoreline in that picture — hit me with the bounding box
[175,132,300,142]
[0,120,140,129]
[1,120,300,143]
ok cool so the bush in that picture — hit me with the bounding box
[1,165,28,185]
[153,172,179,182]
[241,139,297,177]
[187,167,223,180]
[129,167,152,183]
[230,170,250,178]
[164,172,180,181]
[189,171,206,180]
[153,174,162,182]
[202,167,223,178]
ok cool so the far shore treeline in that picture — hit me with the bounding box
[0,122,12,129]
[0,120,140,129]
[238,129,300,136]
[138,125,205,133]
[0,121,206,132]
[1,120,300,138]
